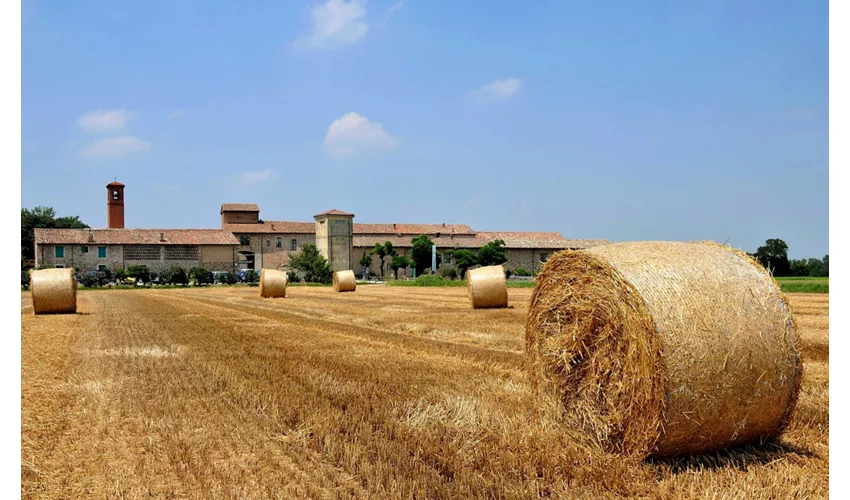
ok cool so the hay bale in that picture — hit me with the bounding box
[333,270,356,292]
[525,241,801,458]
[258,269,288,298]
[466,265,508,309]
[31,268,77,315]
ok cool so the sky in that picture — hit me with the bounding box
[21,0,828,259]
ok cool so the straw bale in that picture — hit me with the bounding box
[333,270,356,292]
[31,268,78,315]
[258,269,288,298]
[466,265,508,309]
[525,241,801,458]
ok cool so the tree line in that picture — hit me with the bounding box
[750,238,828,278]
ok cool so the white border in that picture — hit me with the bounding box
[829,0,843,496]
[5,0,22,496]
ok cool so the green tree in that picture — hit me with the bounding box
[21,206,89,268]
[358,252,374,277]
[127,265,151,285]
[410,235,437,276]
[477,239,508,267]
[370,241,397,279]
[452,249,478,279]
[161,265,189,286]
[288,244,333,283]
[389,255,411,279]
[753,239,790,277]
[822,255,829,277]
[189,266,214,286]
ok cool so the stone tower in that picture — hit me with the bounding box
[107,181,125,229]
[314,209,354,272]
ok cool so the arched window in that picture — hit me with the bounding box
[112,190,120,201]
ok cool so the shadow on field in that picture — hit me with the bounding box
[648,440,817,474]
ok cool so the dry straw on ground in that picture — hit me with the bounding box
[30,268,77,315]
[526,241,802,458]
[333,270,356,292]
[467,265,508,309]
[258,269,288,298]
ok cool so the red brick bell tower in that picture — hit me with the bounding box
[107,180,125,229]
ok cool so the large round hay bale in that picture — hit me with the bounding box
[258,269,288,298]
[333,270,356,292]
[466,265,508,309]
[525,241,801,458]
[31,268,78,315]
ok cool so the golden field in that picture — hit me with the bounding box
[21,287,828,499]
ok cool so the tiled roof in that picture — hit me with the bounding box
[35,228,240,246]
[476,231,565,240]
[352,234,609,250]
[220,203,260,213]
[106,181,125,187]
[223,221,316,234]
[314,209,354,217]
[353,223,476,236]
[353,235,487,249]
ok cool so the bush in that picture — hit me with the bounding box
[512,267,533,277]
[79,271,107,288]
[440,266,459,280]
[127,264,151,285]
[244,269,259,285]
[161,265,189,286]
[505,268,513,279]
[218,272,238,285]
[21,270,30,289]
[190,266,214,286]
[286,271,301,283]
[114,267,129,282]
[412,275,448,286]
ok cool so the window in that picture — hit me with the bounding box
[276,237,282,248]
[540,252,549,263]
[443,252,453,265]
[266,239,270,247]
[55,246,64,258]
[98,265,107,271]
[239,235,250,246]
[98,246,107,258]
[81,246,88,254]
[112,190,120,201]
[291,239,297,251]
[55,264,65,268]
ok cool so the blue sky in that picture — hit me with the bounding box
[22,0,828,258]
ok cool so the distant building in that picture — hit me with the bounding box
[34,181,609,277]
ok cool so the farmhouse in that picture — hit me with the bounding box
[34,181,609,277]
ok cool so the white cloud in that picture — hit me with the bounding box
[78,109,133,132]
[295,0,368,49]
[323,112,399,157]
[474,78,523,101]
[167,110,186,121]
[240,170,276,186]
[80,136,152,160]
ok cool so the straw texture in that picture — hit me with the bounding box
[258,269,288,298]
[526,241,801,458]
[466,265,508,309]
[31,268,78,315]
[333,270,356,292]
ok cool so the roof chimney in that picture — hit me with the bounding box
[160,232,165,242]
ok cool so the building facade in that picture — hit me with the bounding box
[32,181,609,277]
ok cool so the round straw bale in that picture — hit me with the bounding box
[466,265,508,309]
[258,269,288,298]
[333,270,356,292]
[31,268,78,315]
[525,241,801,458]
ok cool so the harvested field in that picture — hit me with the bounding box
[21,287,828,499]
